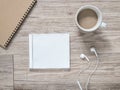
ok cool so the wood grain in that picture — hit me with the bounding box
[0,0,120,90]
[0,55,13,90]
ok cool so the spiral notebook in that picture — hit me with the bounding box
[0,0,37,48]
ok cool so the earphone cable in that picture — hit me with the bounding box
[77,61,91,90]
[78,62,91,77]
[85,55,100,90]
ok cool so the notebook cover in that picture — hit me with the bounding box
[0,0,37,48]
[0,55,13,89]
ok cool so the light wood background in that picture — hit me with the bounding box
[0,0,120,90]
[0,55,13,90]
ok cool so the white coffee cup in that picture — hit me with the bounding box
[75,5,106,33]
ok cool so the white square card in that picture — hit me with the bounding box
[29,33,70,69]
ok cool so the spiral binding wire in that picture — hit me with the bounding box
[3,0,37,48]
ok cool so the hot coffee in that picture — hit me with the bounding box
[77,9,98,29]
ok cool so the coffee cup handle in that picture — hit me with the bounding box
[100,22,107,28]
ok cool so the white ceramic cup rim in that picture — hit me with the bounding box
[75,5,102,32]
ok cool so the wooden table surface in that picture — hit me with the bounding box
[0,55,13,90]
[0,0,120,90]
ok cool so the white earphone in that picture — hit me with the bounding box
[80,54,90,62]
[90,47,98,57]
[80,47,98,61]
[78,47,99,90]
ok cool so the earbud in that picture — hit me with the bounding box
[80,54,89,62]
[78,47,99,90]
[90,47,98,57]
